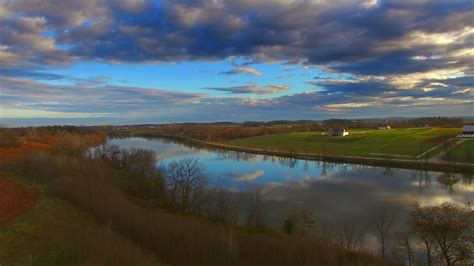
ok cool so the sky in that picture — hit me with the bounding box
[0,0,473,126]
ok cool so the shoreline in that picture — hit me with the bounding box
[110,132,474,173]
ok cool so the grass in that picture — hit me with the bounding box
[0,173,159,266]
[229,128,461,157]
[446,140,474,163]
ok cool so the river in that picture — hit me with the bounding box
[109,137,473,249]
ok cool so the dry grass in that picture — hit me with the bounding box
[0,142,51,161]
[6,152,388,265]
[0,192,159,265]
[0,172,38,225]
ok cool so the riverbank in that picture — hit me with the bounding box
[1,138,388,266]
[117,132,474,173]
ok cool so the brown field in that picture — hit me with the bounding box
[0,141,49,225]
[0,172,38,225]
[0,142,51,161]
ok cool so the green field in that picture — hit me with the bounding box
[229,128,461,157]
[446,140,474,163]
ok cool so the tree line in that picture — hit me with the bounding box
[106,116,465,142]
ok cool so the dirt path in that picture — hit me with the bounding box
[429,138,468,163]
[0,173,39,225]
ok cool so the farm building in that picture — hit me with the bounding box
[328,128,349,137]
[377,125,391,130]
[460,125,474,138]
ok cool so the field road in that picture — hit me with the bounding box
[429,138,469,163]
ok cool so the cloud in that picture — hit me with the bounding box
[220,66,263,77]
[0,0,472,77]
[0,107,109,119]
[0,77,207,116]
[0,1,473,123]
[205,84,289,95]
[0,67,69,80]
[234,170,264,182]
[1,75,472,124]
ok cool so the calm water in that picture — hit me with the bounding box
[109,137,473,240]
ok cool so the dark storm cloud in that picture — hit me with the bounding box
[1,0,473,74]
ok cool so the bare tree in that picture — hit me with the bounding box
[246,185,267,229]
[313,219,336,242]
[395,230,415,266]
[166,158,209,214]
[206,188,238,224]
[437,173,460,194]
[88,145,167,205]
[283,206,316,236]
[407,201,474,266]
[373,208,396,258]
[335,222,368,251]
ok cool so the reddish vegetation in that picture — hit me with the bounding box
[0,173,38,225]
[0,142,51,161]
[0,141,47,225]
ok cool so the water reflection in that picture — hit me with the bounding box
[109,137,474,227]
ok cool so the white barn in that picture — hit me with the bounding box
[377,125,391,130]
[328,128,349,137]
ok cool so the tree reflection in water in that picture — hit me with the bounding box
[107,137,474,256]
[437,173,461,194]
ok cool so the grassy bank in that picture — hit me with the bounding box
[0,173,159,265]
[446,140,474,163]
[133,133,474,173]
[228,128,460,157]
[0,152,387,266]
